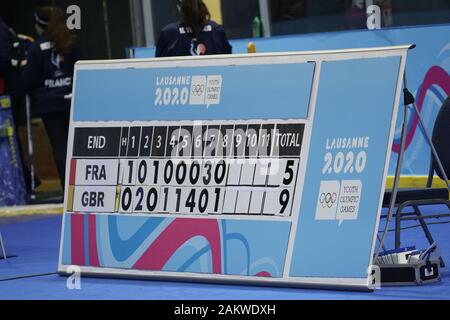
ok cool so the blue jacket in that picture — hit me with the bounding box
[156,20,232,57]
[0,17,12,79]
[23,37,81,114]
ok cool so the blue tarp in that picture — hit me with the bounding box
[0,96,26,207]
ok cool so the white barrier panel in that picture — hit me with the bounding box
[59,46,408,289]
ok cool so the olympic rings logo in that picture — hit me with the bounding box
[319,192,337,208]
[191,84,205,96]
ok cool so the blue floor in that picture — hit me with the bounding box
[0,207,449,300]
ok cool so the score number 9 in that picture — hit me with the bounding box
[322,150,367,175]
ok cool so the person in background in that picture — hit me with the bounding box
[346,0,367,29]
[23,6,81,187]
[156,0,232,57]
[0,16,39,194]
[0,16,12,92]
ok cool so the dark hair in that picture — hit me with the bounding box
[178,0,211,36]
[35,6,74,55]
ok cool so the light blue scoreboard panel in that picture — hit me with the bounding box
[59,46,408,290]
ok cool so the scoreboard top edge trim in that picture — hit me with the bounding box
[74,44,412,68]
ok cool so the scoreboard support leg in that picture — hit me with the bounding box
[0,231,6,260]
[375,66,450,264]
[25,95,36,201]
[374,71,409,262]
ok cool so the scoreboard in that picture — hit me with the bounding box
[69,122,304,216]
[59,46,408,289]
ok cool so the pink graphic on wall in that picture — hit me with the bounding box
[392,66,449,153]
[133,218,222,273]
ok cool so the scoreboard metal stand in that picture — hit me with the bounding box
[0,232,6,260]
[376,52,450,268]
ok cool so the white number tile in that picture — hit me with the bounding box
[119,159,137,186]
[135,160,152,185]
[226,162,242,186]
[263,189,293,216]
[146,160,160,186]
[158,187,177,213]
[206,188,225,214]
[158,160,175,186]
[200,158,215,186]
[248,191,264,215]
[235,190,251,214]
[253,161,270,186]
[129,186,145,213]
[175,187,193,214]
[187,159,203,187]
[119,186,135,213]
[267,159,287,187]
[222,190,238,214]
[138,186,161,214]
[239,162,256,185]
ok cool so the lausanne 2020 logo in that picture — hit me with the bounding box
[154,75,223,108]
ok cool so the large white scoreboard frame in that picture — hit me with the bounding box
[58,45,409,290]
